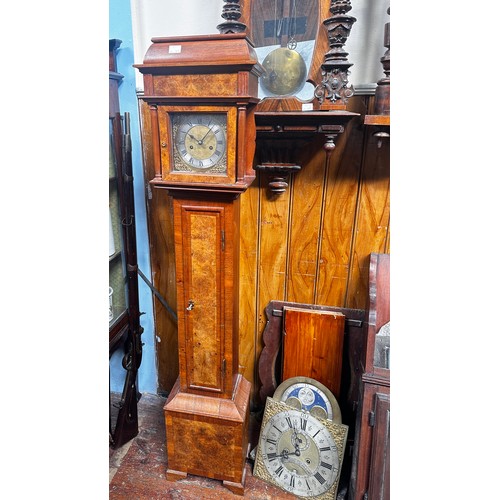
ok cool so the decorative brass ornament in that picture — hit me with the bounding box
[261,47,307,96]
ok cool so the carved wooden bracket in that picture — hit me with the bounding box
[254,164,301,194]
[365,6,390,146]
[254,111,357,191]
[314,0,357,109]
[374,6,390,115]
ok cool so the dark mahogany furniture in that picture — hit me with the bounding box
[349,253,390,500]
[109,38,143,449]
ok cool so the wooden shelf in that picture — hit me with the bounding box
[364,114,390,126]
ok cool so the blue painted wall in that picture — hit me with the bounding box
[109,0,157,393]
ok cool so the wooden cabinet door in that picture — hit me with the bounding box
[367,392,390,500]
[173,197,237,398]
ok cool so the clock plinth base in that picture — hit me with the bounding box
[223,468,247,496]
[164,375,251,495]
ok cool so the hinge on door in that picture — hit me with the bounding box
[147,183,153,200]
[222,358,226,378]
[221,229,225,251]
[368,410,375,427]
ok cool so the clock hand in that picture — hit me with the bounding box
[199,124,215,145]
[274,447,300,460]
[276,449,290,459]
[289,424,302,456]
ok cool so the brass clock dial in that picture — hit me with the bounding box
[273,376,342,423]
[254,398,348,499]
[172,113,227,173]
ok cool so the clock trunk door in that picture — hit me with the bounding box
[174,198,236,398]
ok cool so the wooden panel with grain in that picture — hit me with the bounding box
[181,207,222,392]
[238,182,260,394]
[138,100,179,393]
[152,74,238,98]
[286,135,327,304]
[316,99,366,307]
[256,172,291,332]
[347,128,390,310]
[282,306,345,397]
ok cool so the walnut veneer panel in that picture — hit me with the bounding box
[153,74,238,98]
[181,209,222,391]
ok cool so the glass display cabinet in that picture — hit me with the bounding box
[109,121,128,342]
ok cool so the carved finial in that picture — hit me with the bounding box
[374,6,390,114]
[314,0,357,108]
[217,0,247,34]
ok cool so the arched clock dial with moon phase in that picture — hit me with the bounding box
[273,376,342,424]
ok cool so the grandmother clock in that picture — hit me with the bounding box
[135,32,263,495]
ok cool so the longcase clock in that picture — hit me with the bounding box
[135,33,263,495]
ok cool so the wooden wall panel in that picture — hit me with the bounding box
[317,100,366,307]
[139,100,179,393]
[346,129,390,310]
[286,136,327,304]
[255,173,291,360]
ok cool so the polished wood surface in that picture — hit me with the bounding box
[350,382,390,500]
[165,376,251,494]
[136,34,262,193]
[172,196,240,398]
[282,306,345,397]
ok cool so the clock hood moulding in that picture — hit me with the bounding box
[135,33,264,97]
